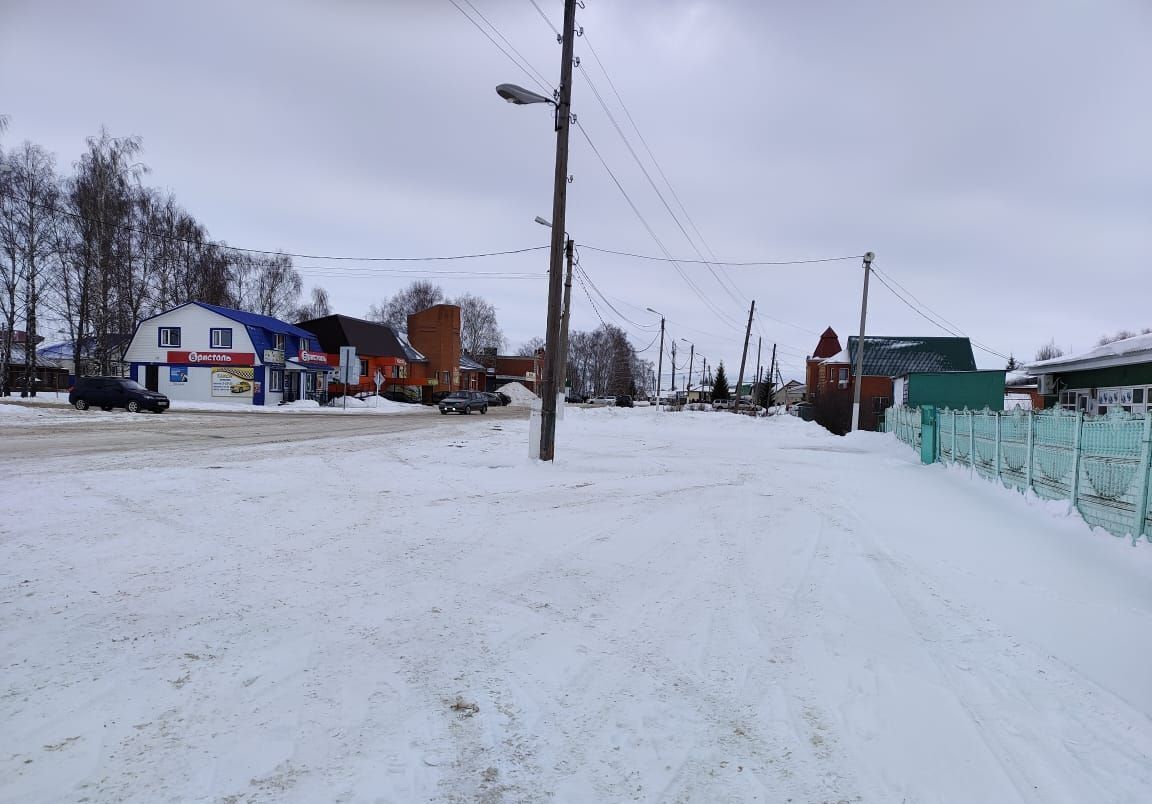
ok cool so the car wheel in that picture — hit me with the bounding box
[481,405,487,414]
[465,406,472,414]
[127,400,141,413]
[74,399,89,411]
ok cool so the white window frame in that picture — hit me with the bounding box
[210,328,233,349]
[159,327,181,348]
[269,368,283,392]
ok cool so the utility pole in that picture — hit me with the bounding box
[651,311,665,407]
[686,343,694,403]
[768,343,777,407]
[734,300,755,413]
[851,252,875,433]
[670,340,677,394]
[558,238,574,399]
[754,336,762,405]
[537,0,578,461]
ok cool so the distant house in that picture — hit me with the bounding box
[298,314,419,399]
[1,330,69,394]
[37,333,133,380]
[1026,334,1152,415]
[806,326,977,430]
[772,380,805,406]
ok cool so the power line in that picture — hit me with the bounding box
[573,120,744,332]
[870,268,1011,361]
[457,0,553,91]
[579,32,749,306]
[445,0,552,95]
[2,186,554,262]
[580,244,864,266]
[577,63,746,311]
[526,0,560,36]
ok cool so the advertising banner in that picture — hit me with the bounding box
[168,351,255,366]
[169,366,188,383]
[211,367,256,397]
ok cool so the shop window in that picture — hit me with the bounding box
[269,369,283,392]
[210,328,233,349]
[158,326,181,347]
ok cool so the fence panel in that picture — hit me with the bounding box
[884,405,1152,544]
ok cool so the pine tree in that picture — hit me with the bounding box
[1005,354,1020,371]
[712,362,730,400]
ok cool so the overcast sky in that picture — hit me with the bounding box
[2,0,1149,383]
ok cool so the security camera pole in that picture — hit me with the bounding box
[850,251,876,432]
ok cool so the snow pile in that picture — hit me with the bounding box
[2,411,1150,802]
[495,381,538,406]
[283,399,321,409]
[1030,332,1152,368]
[326,395,368,408]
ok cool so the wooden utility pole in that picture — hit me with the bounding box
[558,238,574,397]
[537,0,578,460]
[686,342,694,402]
[670,340,677,393]
[768,342,777,407]
[754,336,762,404]
[734,300,755,413]
[851,252,875,433]
[652,312,665,406]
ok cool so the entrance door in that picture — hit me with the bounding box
[145,365,159,392]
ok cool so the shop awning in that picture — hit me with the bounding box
[286,358,333,372]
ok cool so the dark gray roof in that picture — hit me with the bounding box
[297,314,410,359]
[847,336,976,377]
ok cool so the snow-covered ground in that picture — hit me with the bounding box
[2,409,1150,803]
[0,395,428,417]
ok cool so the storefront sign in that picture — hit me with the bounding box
[168,351,255,365]
[211,367,256,397]
[298,348,330,364]
[263,349,285,364]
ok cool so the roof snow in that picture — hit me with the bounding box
[1028,333,1152,372]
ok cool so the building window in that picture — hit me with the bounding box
[210,328,233,349]
[300,337,310,352]
[872,396,890,413]
[359,359,369,378]
[391,364,406,379]
[837,367,849,388]
[1134,388,1145,404]
[158,327,181,347]
[274,333,285,351]
[269,369,283,392]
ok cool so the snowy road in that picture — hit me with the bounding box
[2,410,1150,803]
[0,401,523,460]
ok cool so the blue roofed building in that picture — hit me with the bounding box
[123,301,333,406]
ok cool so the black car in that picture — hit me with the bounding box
[483,391,510,406]
[615,394,634,408]
[69,376,170,413]
[438,390,488,415]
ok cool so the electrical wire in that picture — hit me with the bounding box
[457,0,553,91]
[526,0,560,36]
[870,268,1011,361]
[577,63,746,312]
[445,0,552,95]
[573,120,744,332]
[580,244,864,266]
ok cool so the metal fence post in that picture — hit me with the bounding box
[969,410,976,470]
[994,411,1002,484]
[1070,411,1084,509]
[1025,409,1035,493]
[1134,413,1152,543]
[951,409,957,465]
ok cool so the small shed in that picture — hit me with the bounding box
[892,370,1007,412]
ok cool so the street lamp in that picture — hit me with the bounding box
[494,0,577,462]
[646,307,665,408]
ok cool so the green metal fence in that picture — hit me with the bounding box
[885,406,1152,545]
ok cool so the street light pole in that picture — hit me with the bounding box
[681,339,694,404]
[851,251,875,433]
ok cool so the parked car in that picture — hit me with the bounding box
[589,396,615,406]
[483,391,509,406]
[614,394,634,408]
[438,390,488,415]
[69,376,170,413]
[712,398,732,410]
